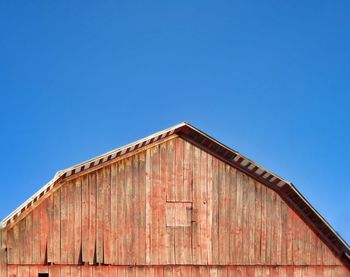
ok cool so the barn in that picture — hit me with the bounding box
[0,122,349,276]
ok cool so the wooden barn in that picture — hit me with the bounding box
[0,122,349,276]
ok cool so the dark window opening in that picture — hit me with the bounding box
[38,274,49,277]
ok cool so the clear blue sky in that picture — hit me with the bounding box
[1,1,349,242]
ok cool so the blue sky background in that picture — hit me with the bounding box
[0,1,349,242]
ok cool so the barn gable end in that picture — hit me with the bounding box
[1,123,349,276]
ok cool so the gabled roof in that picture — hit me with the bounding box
[1,122,349,267]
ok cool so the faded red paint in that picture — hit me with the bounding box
[0,136,349,277]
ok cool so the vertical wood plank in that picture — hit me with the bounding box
[293,211,302,265]
[191,266,200,277]
[88,172,97,264]
[118,266,126,277]
[151,146,160,264]
[132,156,139,265]
[53,189,61,264]
[29,265,38,277]
[183,141,193,264]
[103,167,111,264]
[60,183,68,264]
[40,199,49,264]
[260,185,267,265]
[254,180,261,265]
[286,206,293,265]
[117,161,126,264]
[223,165,231,265]
[47,194,54,264]
[8,265,18,277]
[304,221,311,266]
[218,162,225,265]
[49,265,61,277]
[96,169,104,264]
[298,214,306,265]
[165,140,176,264]
[110,163,118,265]
[74,178,82,264]
[132,155,139,264]
[67,181,75,264]
[174,139,184,264]
[270,190,276,266]
[32,206,41,264]
[82,175,90,264]
[211,157,219,265]
[175,138,184,202]
[228,167,237,265]
[183,140,193,202]
[145,149,152,265]
[207,153,213,265]
[265,187,272,265]
[166,139,176,203]
[235,171,244,265]
[18,219,25,264]
[60,265,71,277]
[280,197,288,265]
[0,248,7,277]
[247,177,255,265]
[164,266,173,277]
[275,196,282,265]
[159,142,168,265]
[81,265,93,277]
[71,265,82,277]
[138,152,147,265]
[25,213,33,264]
[199,266,209,277]
[109,266,118,277]
[125,157,133,264]
[242,173,249,265]
[199,150,208,265]
[17,265,29,277]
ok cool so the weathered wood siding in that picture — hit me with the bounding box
[3,137,349,275]
[4,265,350,277]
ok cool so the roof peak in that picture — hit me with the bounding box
[1,122,349,268]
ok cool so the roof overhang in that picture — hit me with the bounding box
[1,122,349,268]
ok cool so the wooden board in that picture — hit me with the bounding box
[3,260,350,276]
[81,175,90,264]
[3,137,349,271]
[88,172,97,264]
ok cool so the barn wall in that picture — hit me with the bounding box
[0,250,6,277]
[5,265,350,277]
[4,137,349,272]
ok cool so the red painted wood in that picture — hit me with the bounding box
[81,175,89,264]
[49,265,60,277]
[96,169,104,264]
[3,137,350,275]
[74,179,82,264]
[103,167,111,264]
[4,265,350,276]
[40,199,48,264]
[60,183,68,264]
[67,181,75,264]
[47,195,54,264]
[53,189,61,264]
[88,172,97,264]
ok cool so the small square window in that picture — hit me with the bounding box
[166,202,192,227]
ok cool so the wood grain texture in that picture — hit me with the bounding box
[4,263,350,276]
[3,137,349,275]
[81,175,90,264]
